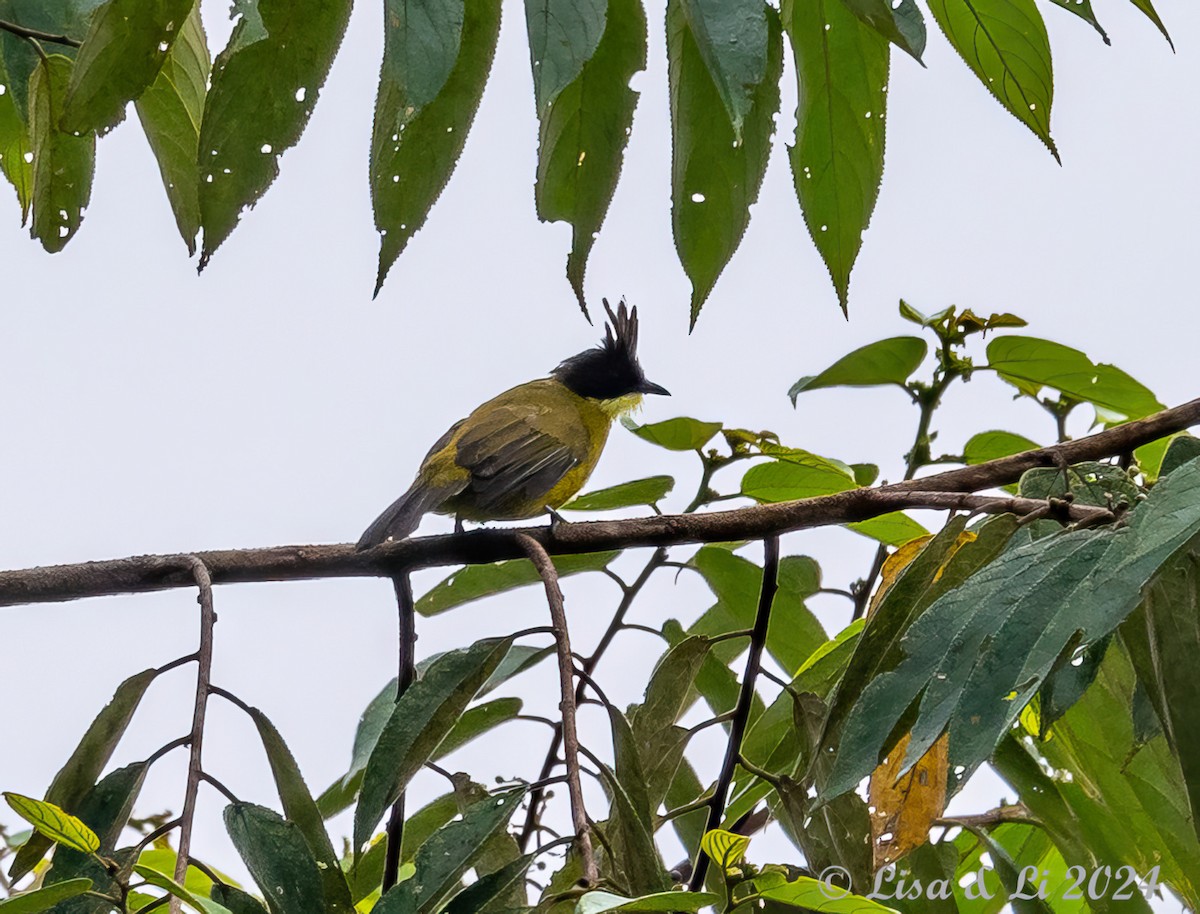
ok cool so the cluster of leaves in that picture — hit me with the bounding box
[0,0,1174,317]
[5,306,1200,913]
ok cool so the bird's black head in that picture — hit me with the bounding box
[552,299,670,401]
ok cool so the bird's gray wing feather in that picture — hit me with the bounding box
[455,410,579,514]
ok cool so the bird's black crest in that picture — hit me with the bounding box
[552,299,647,399]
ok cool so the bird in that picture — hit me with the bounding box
[356,300,670,550]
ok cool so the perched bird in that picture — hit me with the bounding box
[357,300,669,550]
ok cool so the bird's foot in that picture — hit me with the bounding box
[454,515,465,535]
[545,505,568,533]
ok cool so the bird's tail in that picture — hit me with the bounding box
[356,480,462,551]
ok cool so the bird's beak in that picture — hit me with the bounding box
[638,379,671,396]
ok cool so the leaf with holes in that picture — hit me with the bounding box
[784,0,888,313]
[927,0,1057,158]
[28,55,94,252]
[534,0,646,312]
[372,0,500,295]
[868,732,948,869]
[0,47,32,221]
[668,0,782,326]
[676,0,769,138]
[524,0,606,112]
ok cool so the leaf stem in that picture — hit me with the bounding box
[381,573,417,894]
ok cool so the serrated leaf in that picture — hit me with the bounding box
[524,0,606,112]
[677,0,768,137]
[225,802,327,914]
[927,0,1057,159]
[565,475,673,511]
[198,0,351,266]
[135,2,208,253]
[416,550,618,615]
[1046,0,1109,44]
[0,878,92,912]
[0,0,102,119]
[372,0,500,295]
[534,0,646,311]
[62,0,193,135]
[3,794,99,855]
[0,48,32,221]
[28,54,94,252]
[784,0,888,313]
[8,667,157,880]
[353,637,511,854]
[1128,0,1171,48]
[838,0,927,59]
[668,0,782,326]
[789,338,926,401]
[826,460,1200,800]
[627,416,722,450]
[245,708,353,913]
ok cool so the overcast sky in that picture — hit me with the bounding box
[1,0,1196,907]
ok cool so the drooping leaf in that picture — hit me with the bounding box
[826,459,1200,800]
[867,732,947,869]
[131,863,211,912]
[676,0,768,138]
[789,338,927,401]
[986,336,1163,419]
[757,874,899,911]
[3,794,99,855]
[198,0,351,266]
[28,54,94,252]
[416,551,619,615]
[353,637,511,854]
[373,788,526,914]
[7,667,157,880]
[61,0,193,135]
[565,475,674,511]
[950,825,1055,914]
[1128,0,1172,48]
[0,0,102,118]
[784,0,888,313]
[533,0,645,310]
[442,853,534,913]
[927,0,1057,158]
[210,884,269,914]
[524,0,606,112]
[1046,0,1109,43]
[626,416,723,451]
[1156,434,1200,479]
[371,0,500,295]
[0,47,32,221]
[603,711,673,895]
[225,802,327,914]
[245,707,354,913]
[838,0,927,59]
[0,878,93,912]
[135,2,208,253]
[668,0,782,326]
[575,889,720,912]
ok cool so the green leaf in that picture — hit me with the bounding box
[676,0,768,138]
[565,475,673,511]
[479,643,554,694]
[948,825,1055,914]
[210,885,269,914]
[442,853,534,913]
[740,449,856,501]
[533,0,645,311]
[838,0,927,59]
[198,0,351,266]
[1018,461,1140,509]
[348,792,459,901]
[0,47,32,221]
[0,0,101,118]
[846,513,929,547]
[1128,0,1171,48]
[131,863,211,912]
[963,430,1039,465]
[7,667,156,881]
[3,794,99,855]
[789,338,926,401]
[416,550,618,615]
[927,0,1057,159]
[225,802,327,914]
[699,828,749,871]
[28,54,94,252]
[668,0,782,326]
[0,878,92,912]
[575,890,720,912]
[524,0,606,112]
[61,0,193,134]
[1046,0,1109,44]
[827,460,1200,800]
[245,707,354,913]
[373,788,526,914]
[134,2,208,254]
[1157,434,1200,479]
[986,336,1164,419]
[371,0,500,295]
[434,696,523,757]
[603,712,672,895]
[758,875,899,911]
[784,0,888,313]
[627,416,722,451]
[354,637,511,854]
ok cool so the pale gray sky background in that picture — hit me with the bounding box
[1,0,1196,907]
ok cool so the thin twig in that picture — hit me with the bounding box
[517,534,597,886]
[199,772,239,805]
[0,19,81,47]
[171,557,214,914]
[382,574,417,893]
[689,536,781,892]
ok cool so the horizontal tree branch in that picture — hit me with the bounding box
[0,18,82,47]
[1,396,1195,609]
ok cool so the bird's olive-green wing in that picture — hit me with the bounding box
[453,404,582,515]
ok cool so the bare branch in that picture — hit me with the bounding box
[172,557,214,914]
[0,18,82,47]
[382,574,417,894]
[517,534,598,886]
